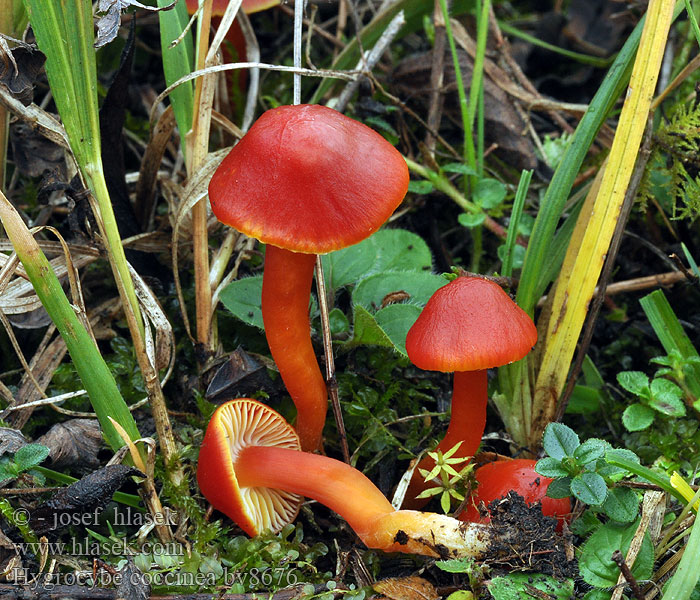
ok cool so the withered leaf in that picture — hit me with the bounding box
[95,0,176,49]
[0,428,28,457]
[206,347,276,402]
[392,50,537,171]
[115,559,151,600]
[29,464,143,534]
[0,45,45,106]
[10,123,65,178]
[373,576,439,600]
[35,419,102,472]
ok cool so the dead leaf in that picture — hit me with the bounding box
[0,45,45,106]
[205,347,277,402]
[95,0,177,49]
[0,428,28,456]
[35,419,102,472]
[392,50,537,171]
[373,576,439,600]
[29,464,143,534]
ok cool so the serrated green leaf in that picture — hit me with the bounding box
[579,521,654,588]
[435,558,475,574]
[601,487,639,523]
[616,371,650,397]
[219,276,264,329]
[488,573,574,600]
[571,472,608,505]
[574,439,608,466]
[374,304,423,356]
[14,444,50,470]
[535,457,569,478]
[649,378,686,416]
[343,305,394,351]
[622,403,655,431]
[542,422,580,459]
[546,477,573,499]
[352,271,447,312]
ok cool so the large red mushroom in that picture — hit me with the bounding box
[402,275,537,509]
[208,105,409,451]
[198,399,517,558]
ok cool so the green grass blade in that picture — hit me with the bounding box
[158,0,195,152]
[639,289,700,400]
[22,0,143,332]
[0,193,141,452]
[661,495,700,600]
[501,169,532,278]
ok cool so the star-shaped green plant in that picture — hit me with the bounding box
[415,442,475,514]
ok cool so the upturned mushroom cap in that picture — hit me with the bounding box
[405,276,537,372]
[208,104,409,254]
[196,399,302,536]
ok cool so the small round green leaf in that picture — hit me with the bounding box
[649,378,686,416]
[570,472,608,505]
[622,403,655,432]
[542,422,580,460]
[458,212,487,228]
[546,477,573,499]
[473,178,507,209]
[535,457,569,478]
[601,487,640,523]
[574,439,607,466]
[616,371,650,397]
[14,444,50,470]
[408,180,434,195]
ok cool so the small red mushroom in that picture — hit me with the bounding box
[402,275,537,509]
[208,105,408,452]
[198,399,513,558]
[459,458,571,529]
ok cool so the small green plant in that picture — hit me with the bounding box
[536,423,641,523]
[616,370,686,432]
[0,444,50,484]
[651,349,700,409]
[415,442,474,514]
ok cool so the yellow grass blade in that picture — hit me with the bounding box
[529,0,676,448]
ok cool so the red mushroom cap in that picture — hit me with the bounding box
[405,276,537,372]
[208,104,409,254]
[196,399,303,536]
[459,458,571,527]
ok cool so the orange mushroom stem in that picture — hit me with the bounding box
[261,247,327,452]
[197,399,503,559]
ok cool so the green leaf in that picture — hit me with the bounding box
[546,477,573,499]
[435,558,475,574]
[622,403,655,431]
[566,384,603,415]
[574,439,608,466]
[473,178,507,209]
[616,371,650,397]
[442,163,478,176]
[535,457,569,478]
[488,573,574,600]
[601,487,639,523]
[542,422,580,460]
[14,444,50,471]
[323,229,433,291]
[579,521,654,588]
[344,305,395,351]
[352,271,447,312]
[329,308,350,336]
[408,180,434,194]
[374,304,423,356]
[458,212,487,228]
[219,276,264,329]
[571,472,608,505]
[649,378,686,416]
[371,229,434,273]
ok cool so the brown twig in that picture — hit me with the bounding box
[612,550,645,600]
